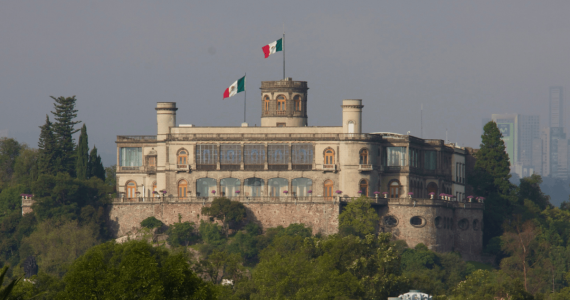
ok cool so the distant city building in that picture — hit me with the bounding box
[550,86,563,128]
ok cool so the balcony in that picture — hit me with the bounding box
[321,164,336,172]
[118,166,143,173]
[359,164,373,171]
[176,164,190,172]
[145,166,156,174]
[116,135,157,142]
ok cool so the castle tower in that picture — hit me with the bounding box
[260,78,308,127]
[342,99,363,134]
[156,102,177,140]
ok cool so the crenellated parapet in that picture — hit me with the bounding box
[21,194,35,215]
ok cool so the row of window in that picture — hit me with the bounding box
[263,95,303,113]
[383,215,480,231]
[455,162,465,183]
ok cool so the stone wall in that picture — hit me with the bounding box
[106,201,340,237]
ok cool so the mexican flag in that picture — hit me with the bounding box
[223,75,245,99]
[262,38,282,58]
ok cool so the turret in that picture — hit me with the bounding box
[156,102,177,140]
[260,78,308,127]
[342,99,363,134]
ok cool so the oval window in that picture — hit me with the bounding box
[473,219,480,230]
[410,216,425,227]
[383,216,398,227]
[434,216,443,229]
[458,218,469,230]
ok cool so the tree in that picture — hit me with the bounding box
[88,146,105,181]
[201,197,247,236]
[0,137,22,188]
[37,115,58,176]
[140,216,163,230]
[338,196,378,237]
[470,121,516,245]
[449,269,534,300]
[105,164,116,189]
[11,147,39,187]
[0,266,19,300]
[59,240,215,299]
[75,124,89,180]
[167,221,198,247]
[50,96,80,176]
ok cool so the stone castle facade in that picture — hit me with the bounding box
[24,78,485,260]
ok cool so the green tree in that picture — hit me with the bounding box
[75,124,89,180]
[59,240,215,299]
[0,137,22,188]
[338,196,378,237]
[50,96,80,176]
[201,197,247,236]
[105,164,116,189]
[140,216,163,230]
[88,146,105,181]
[11,147,39,187]
[167,221,198,247]
[471,121,515,245]
[37,115,58,176]
[449,270,533,300]
[0,266,19,300]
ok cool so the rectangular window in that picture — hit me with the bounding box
[385,147,406,166]
[409,148,419,167]
[292,144,313,164]
[268,144,290,165]
[424,151,437,170]
[220,144,241,164]
[120,147,142,167]
[244,144,266,165]
[277,123,286,127]
[147,156,156,167]
[196,144,217,165]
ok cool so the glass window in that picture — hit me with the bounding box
[244,177,264,197]
[268,178,288,197]
[244,144,266,165]
[359,179,369,197]
[147,156,156,167]
[324,180,334,200]
[178,180,188,198]
[196,178,216,197]
[152,182,157,197]
[389,181,400,198]
[120,148,142,167]
[292,144,313,164]
[292,178,312,196]
[386,147,406,166]
[277,95,286,111]
[220,178,240,197]
[178,150,188,165]
[409,148,419,168]
[324,149,335,165]
[360,149,369,164]
[424,151,436,170]
[268,144,289,165]
[264,96,270,112]
[196,145,217,165]
[294,95,301,111]
[126,181,137,198]
[220,144,241,164]
[348,121,354,134]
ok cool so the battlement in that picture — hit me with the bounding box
[21,194,35,216]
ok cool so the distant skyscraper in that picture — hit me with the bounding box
[550,86,563,128]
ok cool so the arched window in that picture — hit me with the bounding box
[178,180,188,199]
[359,149,369,164]
[324,148,335,165]
[294,95,301,111]
[359,179,369,197]
[196,178,216,197]
[244,178,264,197]
[221,178,240,197]
[268,178,288,197]
[292,178,312,197]
[126,181,137,199]
[324,180,334,200]
[277,95,286,111]
[177,149,188,165]
[348,121,355,134]
[389,180,400,198]
[427,182,438,197]
[263,95,270,112]
[152,182,157,197]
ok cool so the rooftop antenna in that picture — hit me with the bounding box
[445,128,448,144]
[421,104,423,138]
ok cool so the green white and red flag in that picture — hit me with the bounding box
[262,38,282,58]
[223,75,245,99]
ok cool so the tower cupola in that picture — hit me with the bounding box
[260,78,308,127]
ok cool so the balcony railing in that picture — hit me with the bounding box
[321,164,336,171]
[117,135,157,142]
[166,133,382,142]
[113,195,367,204]
[118,166,143,172]
[359,164,373,171]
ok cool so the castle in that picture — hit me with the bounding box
[24,78,485,260]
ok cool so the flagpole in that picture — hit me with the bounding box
[283,31,285,80]
[244,73,247,123]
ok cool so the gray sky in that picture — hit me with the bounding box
[1,1,569,166]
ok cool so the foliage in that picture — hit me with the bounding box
[11,148,38,188]
[0,266,20,300]
[59,240,215,299]
[198,220,225,246]
[338,196,378,237]
[104,165,116,189]
[201,197,247,235]
[88,146,105,181]
[50,96,80,176]
[195,250,244,285]
[0,138,23,189]
[37,115,58,176]
[75,124,89,180]
[449,270,534,300]
[140,216,163,230]
[167,221,198,247]
[0,212,37,268]
[9,272,65,300]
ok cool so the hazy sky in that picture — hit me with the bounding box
[1,1,569,166]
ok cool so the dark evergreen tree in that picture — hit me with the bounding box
[75,124,89,180]
[50,96,80,176]
[88,146,105,181]
[37,115,58,176]
[469,121,515,246]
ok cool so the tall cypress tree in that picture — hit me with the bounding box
[470,121,515,246]
[76,124,89,180]
[37,115,58,176]
[88,146,105,181]
[51,96,81,176]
